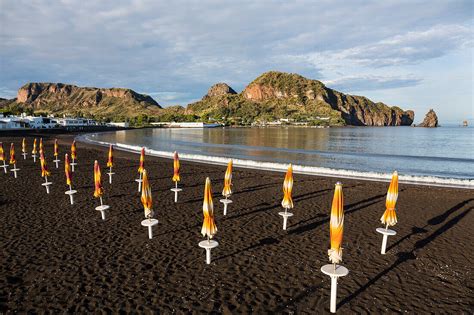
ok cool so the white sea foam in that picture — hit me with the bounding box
[80,135,474,189]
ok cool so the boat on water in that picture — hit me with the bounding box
[151,122,223,128]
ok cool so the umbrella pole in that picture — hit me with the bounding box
[71,158,75,172]
[100,196,103,206]
[68,184,74,205]
[138,172,142,192]
[33,155,36,162]
[2,160,6,174]
[44,176,50,194]
[13,163,17,178]
[330,274,338,313]
[174,181,178,203]
[109,167,113,184]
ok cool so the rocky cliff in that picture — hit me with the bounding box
[188,71,415,126]
[10,82,161,119]
[417,109,439,127]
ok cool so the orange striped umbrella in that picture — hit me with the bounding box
[222,160,233,198]
[381,171,398,228]
[141,169,153,218]
[201,177,217,239]
[54,139,59,157]
[328,182,344,264]
[93,160,103,198]
[65,153,72,186]
[106,145,114,168]
[40,150,50,177]
[71,140,77,160]
[32,138,37,155]
[9,143,16,165]
[138,148,145,173]
[172,151,180,182]
[39,138,44,155]
[22,138,26,154]
[0,142,4,161]
[281,164,294,209]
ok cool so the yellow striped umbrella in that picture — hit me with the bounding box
[172,151,180,182]
[281,164,294,210]
[138,148,145,173]
[40,150,50,178]
[65,153,72,187]
[9,143,16,165]
[381,171,398,228]
[0,142,4,161]
[93,160,103,198]
[54,139,59,157]
[141,169,153,218]
[107,145,114,168]
[328,182,344,264]
[71,140,77,160]
[222,160,233,198]
[201,177,217,240]
[22,138,26,155]
[32,138,37,155]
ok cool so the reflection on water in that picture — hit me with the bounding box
[93,127,474,179]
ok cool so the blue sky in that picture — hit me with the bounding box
[0,0,472,123]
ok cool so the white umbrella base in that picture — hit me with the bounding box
[41,182,52,194]
[141,219,159,239]
[278,211,294,230]
[376,227,397,254]
[170,187,182,202]
[1,165,8,173]
[95,205,110,220]
[70,162,77,172]
[53,159,60,168]
[32,155,37,162]
[220,199,233,215]
[22,153,28,159]
[10,168,20,178]
[321,264,349,313]
[65,190,77,205]
[199,240,219,264]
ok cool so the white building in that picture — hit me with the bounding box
[107,122,129,128]
[23,116,57,129]
[0,117,27,129]
[56,118,98,127]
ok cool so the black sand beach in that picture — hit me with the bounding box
[1,134,473,313]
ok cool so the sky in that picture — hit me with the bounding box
[0,0,472,123]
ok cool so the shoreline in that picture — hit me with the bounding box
[78,132,474,190]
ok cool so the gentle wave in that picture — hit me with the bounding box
[79,134,474,189]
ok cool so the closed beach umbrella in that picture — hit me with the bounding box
[381,171,398,228]
[22,138,27,158]
[65,153,72,187]
[40,150,50,178]
[93,160,103,198]
[141,169,153,218]
[172,151,180,182]
[54,139,59,158]
[328,182,344,264]
[71,140,77,160]
[0,142,6,173]
[32,138,37,155]
[9,143,19,177]
[9,143,16,165]
[281,164,294,210]
[138,148,145,173]
[70,140,77,171]
[31,138,38,162]
[39,138,44,155]
[107,145,114,168]
[201,177,217,240]
[222,160,233,198]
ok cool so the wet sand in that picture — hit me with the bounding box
[0,134,473,313]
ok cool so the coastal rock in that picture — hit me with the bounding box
[190,71,414,126]
[204,83,237,99]
[417,109,439,127]
[13,82,161,118]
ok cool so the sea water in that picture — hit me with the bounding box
[83,126,474,188]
